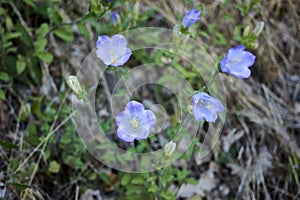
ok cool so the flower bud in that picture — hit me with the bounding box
[66,75,84,97]
[253,21,264,36]
[133,1,140,21]
[243,25,250,37]
[164,141,176,157]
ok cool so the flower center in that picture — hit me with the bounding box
[198,99,211,110]
[227,57,241,67]
[130,118,140,130]
[110,50,118,64]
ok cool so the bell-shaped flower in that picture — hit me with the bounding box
[116,101,156,142]
[96,34,132,67]
[192,92,224,123]
[182,8,201,28]
[220,45,256,78]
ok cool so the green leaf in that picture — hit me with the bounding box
[24,0,37,9]
[26,121,39,146]
[3,32,21,43]
[0,72,10,81]
[8,183,30,191]
[131,176,144,184]
[121,174,131,185]
[161,191,176,200]
[148,184,159,193]
[185,178,198,185]
[53,27,74,42]
[15,23,31,47]
[36,51,53,63]
[47,8,62,24]
[34,38,48,52]
[36,23,49,39]
[99,173,111,184]
[5,47,17,54]
[0,89,5,100]
[77,23,90,39]
[0,140,18,149]
[16,56,26,75]
[48,160,60,173]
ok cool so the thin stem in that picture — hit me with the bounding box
[14,112,74,174]
[47,10,107,36]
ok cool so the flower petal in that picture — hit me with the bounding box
[96,49,112,65]
[229,66,251,78]
[117,128,135,142]
[126,101,145,116]
[96,35,110,48]
[135,127,150,140]
[220,56,230,73]
[111,34,128,48]
[111,48,132,67]
[212,98,224,112]
[139,110,156,127]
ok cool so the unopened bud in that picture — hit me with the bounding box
[66,75,84,97]
[164,141,176,157]
[133,1,140,21]
[253,21,264,36]
[243,25,250,37]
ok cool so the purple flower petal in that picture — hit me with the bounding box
[111,48,132,67]
[135,127,150,140]
[139,110,156,128]
[111,34,128,47]
[96,35,110,48]
[126,101,144,115]
[117,128,135,142]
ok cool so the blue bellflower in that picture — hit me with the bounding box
[192,92,224,123]
[116,101,156,142]
[96,34,132,67]
[182,8,201,28]
[220,45,256,78]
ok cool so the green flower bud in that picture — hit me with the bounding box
[66,75,85,98]
[243,25,250,37]
[253,21,264,36]
[164,141,176,157]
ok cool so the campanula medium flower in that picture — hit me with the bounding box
[182,8,201,28]
[192,92,224,123]
[220,45,256,78]
[96,34,132,67]
[116,101,156,142]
